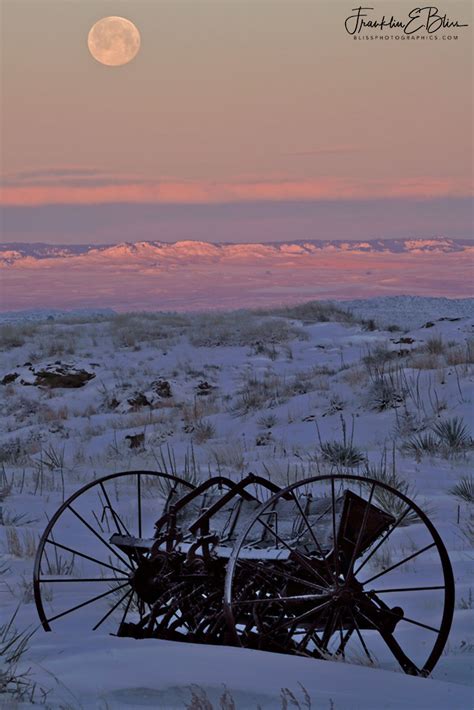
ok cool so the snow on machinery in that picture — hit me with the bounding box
[34,471,454,676]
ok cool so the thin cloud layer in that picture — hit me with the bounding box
[1,171,472,206]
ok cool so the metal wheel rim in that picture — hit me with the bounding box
[224,474,454,676]
[33,470,194,632]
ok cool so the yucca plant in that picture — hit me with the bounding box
[368,375,405,412]
[433,417,472,453]
[449,476,474,504]
[0,606,34,701]
[319,441,366,468]
[403,432,439,459]
[317,415,366,470]
[150,443,201,499]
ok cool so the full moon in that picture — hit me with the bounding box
[87,16,140,67]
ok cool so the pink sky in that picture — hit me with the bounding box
[1,0,472,246]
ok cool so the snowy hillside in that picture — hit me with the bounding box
[0,298,473,708]
[1,238,472,311]
[337,296,474,330]
[1,295,472,330]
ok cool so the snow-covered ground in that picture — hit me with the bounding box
[337,296,474,330]
[0,297,473,708]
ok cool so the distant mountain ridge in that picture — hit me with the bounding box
[1,237,471,311]
[0,237,472,266]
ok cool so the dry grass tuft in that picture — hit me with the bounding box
[189,312,307,348]
[209,441,245,474]
[0,323,38,349]
[5,528,37,558]
[193,419,216,444]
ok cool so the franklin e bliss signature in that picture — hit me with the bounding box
[345,5,469,36]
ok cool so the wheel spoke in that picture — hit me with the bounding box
[235,593,329,606]
[364,593,441,634]
[320,606,340,651]
[93,587,132,631]
[356,607,420,674]
[46,582,130,624]
[384,610,441,634]
[365,585,445,594]
[137,473,142,538]
[44,539,127,575]
[336,613,352,659]
[295,615,325,653]
[291,492,335,583]
[330,478,340,583]
[353,506,410,577]
[119,589,134,628]
[99,482,131,537]
[349,610,374,664]
[41,577,129,583]
[68,504,135,571]
[361,542,436,586]
[254,517,328,586]
[346,483,375,579]
[269,599,332,635]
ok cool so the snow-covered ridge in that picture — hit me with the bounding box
[0,237,472,265]
[1,238,471,312]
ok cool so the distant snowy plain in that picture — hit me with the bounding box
[0,296,473,708]
[0,238,472,312]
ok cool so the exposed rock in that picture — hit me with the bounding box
[152,379,172,398]
[196,381,216,396]
[256,432,273,446]
[393,337,416,345]
[125,433,145,449]
[34,365,95,389]
[1,372,19,385]
[127,392,151,409]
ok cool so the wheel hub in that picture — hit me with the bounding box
[329,576,363,604]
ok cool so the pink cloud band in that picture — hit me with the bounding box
[1,175,472,206]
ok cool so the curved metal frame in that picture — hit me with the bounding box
[33,470,194,631]
[223,474,455,676]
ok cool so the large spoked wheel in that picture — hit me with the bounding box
[224,474,454,676]
[34,470,194,634]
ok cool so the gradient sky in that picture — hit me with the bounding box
[1,0,473,243]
